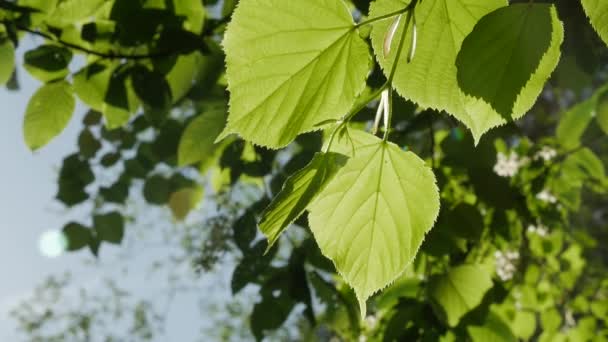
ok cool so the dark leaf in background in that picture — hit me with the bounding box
[62,222,92,251]
[82,110,102,126]
[78,129,102,159]
[93,212,124,244]
[143,174,171,205]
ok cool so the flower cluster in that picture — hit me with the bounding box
[535,146,558,162]
[495,250,519,281]
[536,189,557,204]
[493,152,525,177]
[527,222,549,237]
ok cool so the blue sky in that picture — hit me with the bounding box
[0,39,257,341]
[0,39,86,338]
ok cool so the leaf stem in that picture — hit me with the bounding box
[355,7,409,28]
[354,0,419,28]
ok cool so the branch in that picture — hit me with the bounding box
[1,20,176,59]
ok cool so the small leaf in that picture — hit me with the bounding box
[62,222,91,251]
[0,38,15,85]
[428,264,493,327]
[130,64,172,111]
[178,109,227,166]
[259,152,347,250]
[468,312,517,342]
[24,44,72,82]
[143,175,171,205]
[23,81,75,150]
[557,97,596,149]
[581,0,608,46]
[93,212,124,244]
[308,129,439,317]
[220,0,371,148]
[168,186,204,221]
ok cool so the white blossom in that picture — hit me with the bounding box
[527,223,549,237]
[494,152,524,177]
[495,249,519,281]
[536,146,558,162]
[536,189,557,204]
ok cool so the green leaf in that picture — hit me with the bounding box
[23,81,75,150]
[581,0,608,46]
[557,97,596,149]
[168,186,203,221]
[307,130,439,317]
[73,62,139,128]
[24,45,72,82]
[73,62,113,112]
[456,3,564,141]
[105,64,140,128]
[370,0,506,142]
[512,310,537,340]
[130,64,172,111]
[177,109,227,166]
[93,212,124,244]
[468,312,517,342]
[0,38,15,85]
[219,0,370,148]
[596,88,608,135]
[259,152,347,250]
[46,0,107,27]
[62,222,92,251]
[143,175,171,205]
[428,264,493,327]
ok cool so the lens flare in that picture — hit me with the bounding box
[38,229,68,258]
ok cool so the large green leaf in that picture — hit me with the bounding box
[456,3,564,141]
[308,130,439,317]
[0,38,15,85]
[219,0,370,148]
[23,81,75,150]
[428,264,493,327]
[370,0,506,142]
[178,109,227,166]
[259,152,347,249]
[581,0,608,46]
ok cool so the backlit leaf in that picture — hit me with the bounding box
[178,109,227,166]
[220,0,370,148]
[370,0,506,142]
[581,0,608,46]
[0,38,15,85]
[456,3,564,140]
[308,129,439,317]
[23,81,75,150]
[259,152,347,250]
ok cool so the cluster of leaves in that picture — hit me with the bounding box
[2,0,608,340]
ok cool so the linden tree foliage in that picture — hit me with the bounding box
[2,0,608,340]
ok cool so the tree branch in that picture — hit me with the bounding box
[1,20,177,59]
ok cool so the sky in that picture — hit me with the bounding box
[0,37,87,338]
[0,38,255,341]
